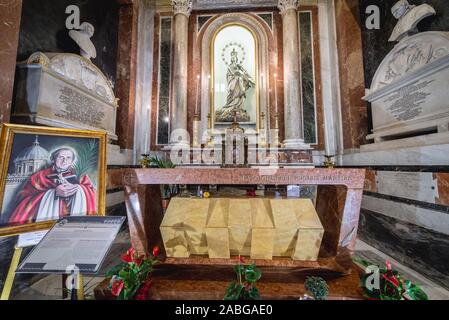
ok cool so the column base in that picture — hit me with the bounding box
[162,141,191,151]
[283,139,312,150]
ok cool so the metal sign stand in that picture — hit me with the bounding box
[0,245,23,300]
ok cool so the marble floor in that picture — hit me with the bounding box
[9,230,449,300]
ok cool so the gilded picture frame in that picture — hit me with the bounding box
[0,124,107,237]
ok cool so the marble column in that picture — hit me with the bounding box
[169,0,192,147]
[0,0,23,125]
[278,0,309,149]
[134,0,155,160]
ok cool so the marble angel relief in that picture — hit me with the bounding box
[215,48,255,123]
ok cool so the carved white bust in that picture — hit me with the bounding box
[389,0,436,42]
[69,22,97,60]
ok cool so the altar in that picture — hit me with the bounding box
[122,167,366,299]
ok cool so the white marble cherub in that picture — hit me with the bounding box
[389,0,436,42]
[69,22,97,60]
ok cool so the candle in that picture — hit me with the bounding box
[193,115,200,148]
[274,74,279,114]
[195,74,200,115]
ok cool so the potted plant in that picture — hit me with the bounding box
[139,155,178,210]
[224,256,262,300]
[139,154,152,168]
[149,156,177,210]
[107,246,160,300]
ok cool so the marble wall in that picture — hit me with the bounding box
[116,1,139,150]
[334,0,368,150]
[17,0,119,87]
[0,0,23,125]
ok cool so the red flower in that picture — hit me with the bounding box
[133,255,144,267]
[152,246,160,258]
[111,279,125,297]
[382,274,400,288]
[121,247,135,263]
[239,256,245,264]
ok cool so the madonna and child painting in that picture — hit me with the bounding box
[0,125,106,236]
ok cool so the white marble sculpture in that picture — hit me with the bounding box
[389,0,436,42]
[363,1,449,149]
[69,22,97,60]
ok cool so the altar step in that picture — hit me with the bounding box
[93,268,365,300]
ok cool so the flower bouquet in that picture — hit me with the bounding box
[224,256,262,300]
[107,246,160,300]
[355,258,428,300]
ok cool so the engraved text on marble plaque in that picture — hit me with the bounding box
[55,86,106,128]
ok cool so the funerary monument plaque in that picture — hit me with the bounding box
[364,1,449,145]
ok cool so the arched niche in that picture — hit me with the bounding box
[199,13,271,136]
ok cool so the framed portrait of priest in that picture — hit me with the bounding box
[0,124,107,237]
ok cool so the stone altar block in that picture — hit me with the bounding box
[160,197,323,261]
[122,168,365,274]
[206,199,230,259]
[12,52,118,140]
[250,199,275,260]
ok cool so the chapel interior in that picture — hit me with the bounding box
[0,0,449,301]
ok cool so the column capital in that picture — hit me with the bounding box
[277,0,299,14]
[171,0,193,17]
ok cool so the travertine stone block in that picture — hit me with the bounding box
[271,199,300,257]
[228,199,252,256]
[291,199,324,261]
[250,199,275,260]
[160,198,190,258]
[206,199,230,259]
[184,199,210,255]
[160,197,323,261]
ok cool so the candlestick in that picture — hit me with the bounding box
[193,114,200,148]
[274,74,279,114]
[195,74,200,115]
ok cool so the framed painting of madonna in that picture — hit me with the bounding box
[0,124,107,237]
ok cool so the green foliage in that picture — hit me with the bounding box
[149,156,176,168]
[73,139,99,179]
[139,155,177,199]
[224,262,262,300]
[305,276,329,300]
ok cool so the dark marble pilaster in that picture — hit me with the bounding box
[0,0,22,125]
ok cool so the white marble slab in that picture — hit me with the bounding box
[341,143,449,166]
[375,171,438,204]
